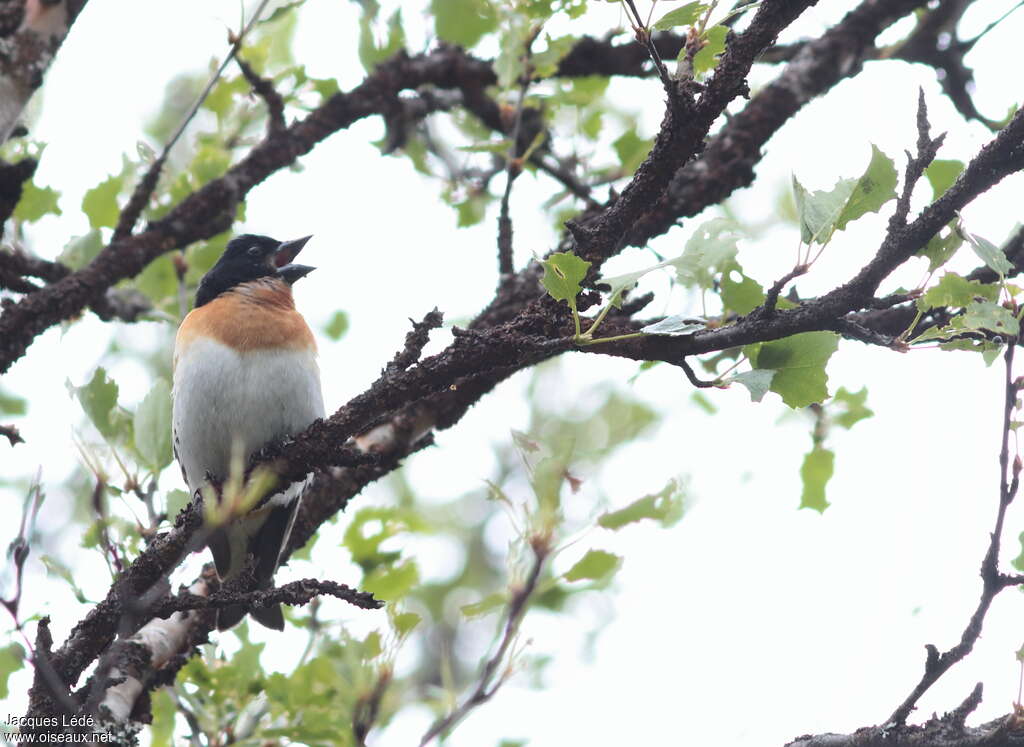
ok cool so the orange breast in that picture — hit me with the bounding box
[175,279,317,358]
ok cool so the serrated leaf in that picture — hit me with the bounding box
[640,315,708,337]
[564,549,621,582]
[748,332,839,408]
[82,175,123,229]
[834,144,897,231]
[966,231,1013,277]
[830,386,873,430]
[541,251,590,304]
[792,174,856,245]
[919,272,998,309]
[668,217,740,289]
[76,368,120,439]
[14,181,62,223]
[461,591,508,618]
[324,310,349,341]
[597,480,684,529]
[134,378,173,470]
[800,446,834,512]
[693,25,728,77]
[652,1,706,30]
[729,369,774,402]
[432,0,498,48]
[961,300,1019,337]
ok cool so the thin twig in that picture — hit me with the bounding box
[419,540,549,745]
[622,0,675,93]
[886,338,1022,725]
[497,30,540,281]
[679,358,717,388]
[111,0,273,241]
[235,56,286,135]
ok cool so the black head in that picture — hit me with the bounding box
[194,234,315,307]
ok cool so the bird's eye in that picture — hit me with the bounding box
[247,246,262,258]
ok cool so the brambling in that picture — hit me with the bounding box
[171,234,325,630]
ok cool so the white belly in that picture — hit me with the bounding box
[172,338,325,500]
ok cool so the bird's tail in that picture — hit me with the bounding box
[211,479,306,631]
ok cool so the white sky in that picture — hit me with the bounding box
[4,1,1024,745]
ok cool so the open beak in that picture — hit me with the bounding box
[274,235,315,284]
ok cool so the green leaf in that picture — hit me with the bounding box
[640,315,708,337]
[432,0,498,48]
[613,130,653,173]
[135,254,177,305]
[597,480,684,530]
[134,378,173,470]
[359,8,405,72]
[455,192,490,227]
[919,272,999,309]
[748,332,839,408]
[391,610,422,636]
[0,387,27,415]
[918,221,963,273]
[165,489,191,520]
[541,252,590,304]
[792,174,856,244]
[668,217,740,289]
[830,387,873,430]
[961,300,1019,337]
[965,231,1013,277]
[925,159,964,200]
[720,264,765,314]
[82,175,123,229]
[58,230,104,271]
[0,642,25,699]
[362,559,418,601]
[532,34,577,78]
[461,591,508,618]
[149,687,176,747]
[800,446,834,513]
[564,549,622,582]
[652,1,706,30]
[693,25,728,78]
[76,368,120,439]
[1013,531,1024,572]
[729,369,774,402]
[14,181,62,223]
[191,145,231,187]
[833,144,897,232]
[324,310,349,340]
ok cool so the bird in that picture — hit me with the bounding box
[171,233,325,630]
